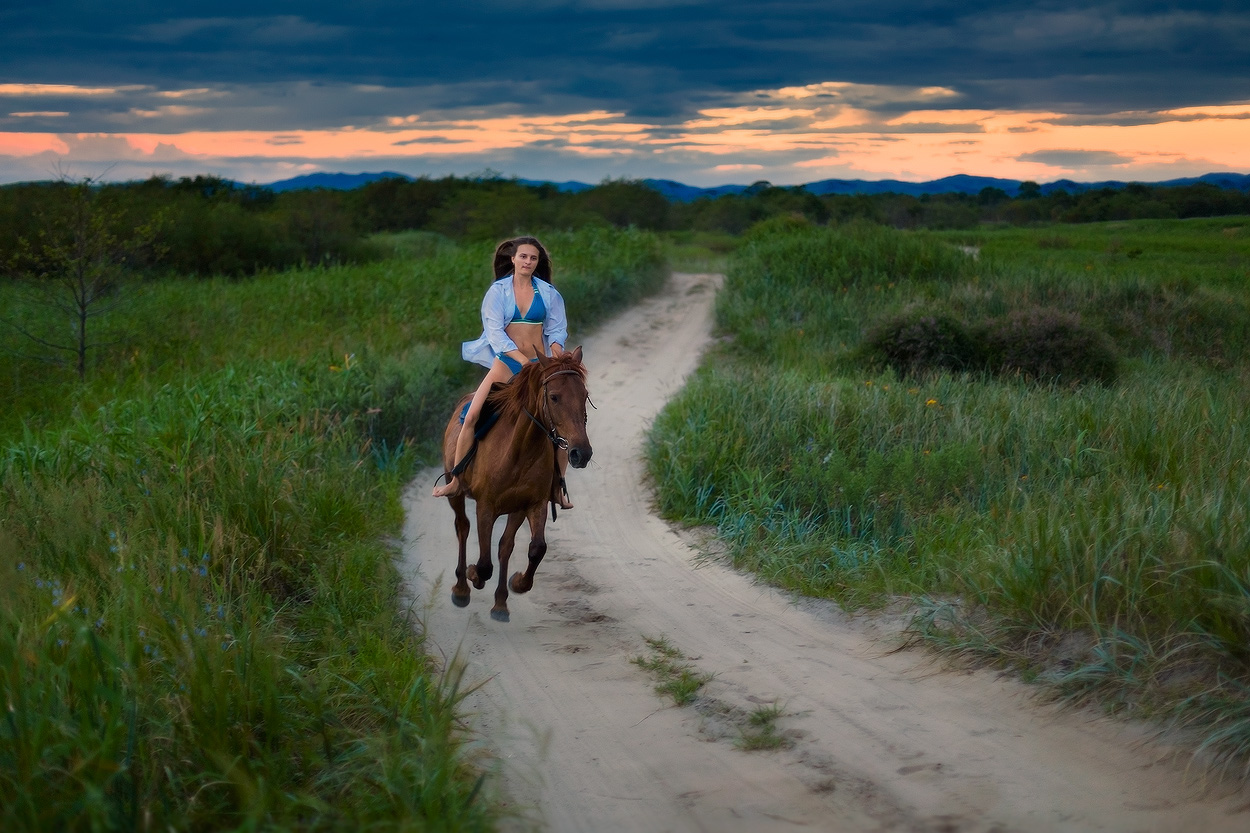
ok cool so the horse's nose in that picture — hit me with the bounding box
[568,445,592,468]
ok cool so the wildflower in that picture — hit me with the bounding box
[198,566,207,577]
[16,562,24,571]
[926,399,938,406]
[865,380,874,387]
[195,627,207,638]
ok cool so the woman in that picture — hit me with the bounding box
[432,235,573,507]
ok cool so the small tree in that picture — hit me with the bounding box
[3,176,162,380]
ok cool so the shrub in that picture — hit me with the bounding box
[862,309,979,375]
[980,307,1119,384]
[740,213,813,244]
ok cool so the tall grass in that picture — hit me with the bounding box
[0,226,666,439]
[647,217,1250,776]
[1,368,496,830]
[1,226,666,828]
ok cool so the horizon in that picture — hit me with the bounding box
[3,4,1249,187]
[9,168,1250,194]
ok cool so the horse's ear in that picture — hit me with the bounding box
[536,352,554,367]
[570,346,583,363]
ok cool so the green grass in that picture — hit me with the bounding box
[735,703,789,751]
[646,217,1250,779]
[631,635,713,707]
[1,371,497,830]
[0,227,667,829]
[658,230,738,273]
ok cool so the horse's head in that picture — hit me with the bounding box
[535,347,593,468]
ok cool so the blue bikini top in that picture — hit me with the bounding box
[510,279,547,325]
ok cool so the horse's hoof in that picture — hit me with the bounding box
[467,564,492,590]
[451,591,470,608]
[509,572,533,594]
[490,608,510,623]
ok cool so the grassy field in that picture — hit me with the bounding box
[646,216,1250,777]
[0,227,666,830]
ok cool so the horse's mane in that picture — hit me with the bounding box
[487,353,586,423]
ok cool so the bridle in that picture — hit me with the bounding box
[522,368,592,451]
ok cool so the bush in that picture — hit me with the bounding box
[980,307,1119,385]
[740,213,813,244]
[862,309,979,375]
[863,306,1120,385]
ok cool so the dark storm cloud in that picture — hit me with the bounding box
[2,1,1248,132]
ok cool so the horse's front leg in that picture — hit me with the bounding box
[467,501,495,590]
[491,510,528,622]
[450,493,472,607]
[509,503,549,595]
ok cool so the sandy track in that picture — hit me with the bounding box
[400,272,1249,832]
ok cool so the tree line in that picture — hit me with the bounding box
[3,173,1249,280]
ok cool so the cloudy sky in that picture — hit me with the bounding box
[2,1,1249,186]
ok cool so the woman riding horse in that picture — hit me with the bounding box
[433,235,574,507]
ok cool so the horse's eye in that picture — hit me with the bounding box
[550,394,560,403]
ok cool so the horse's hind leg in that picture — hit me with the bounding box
[449,493,472,608]
[509,504,549,595]
[490,510,527,623]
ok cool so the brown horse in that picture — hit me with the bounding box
[440,348,592,622]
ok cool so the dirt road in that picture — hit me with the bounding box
[400,272,1249,832]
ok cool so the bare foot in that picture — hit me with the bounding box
[432,477,461,498]
[557,479,574,510]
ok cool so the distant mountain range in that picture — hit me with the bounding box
[263,170,1250,201]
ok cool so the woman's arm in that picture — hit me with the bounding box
[541,282,569,354]
[482,280,520,357]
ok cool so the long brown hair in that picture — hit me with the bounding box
[493,236,553,284]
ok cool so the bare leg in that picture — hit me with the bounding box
[434,359,513,497]
[556,447,573,509]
